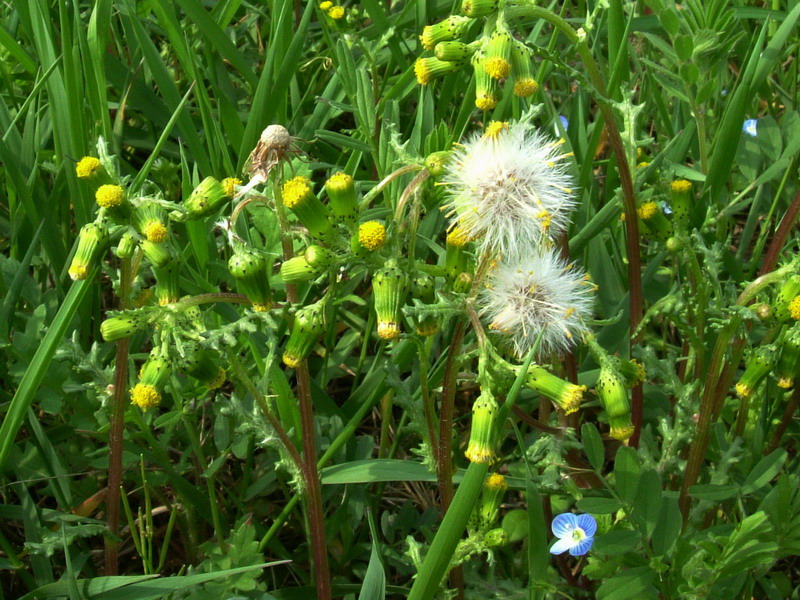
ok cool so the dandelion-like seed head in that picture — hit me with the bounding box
[443,122,576,256]
[481,250,593,357]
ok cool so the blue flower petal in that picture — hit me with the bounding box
[550,536,575,555]
[552,513,579,537]
[576,514,597,537]
[559,115,569,130]
[568,536,594,556]
[743,119,758,137]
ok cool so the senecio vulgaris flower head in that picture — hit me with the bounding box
[442,120,576,258]
[550,513,596,556]
[481,249,594,357]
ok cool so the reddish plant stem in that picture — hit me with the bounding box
[767,386,800,454]
[436,321,466,511]
[759,188,800,277]
[105,257,132,575]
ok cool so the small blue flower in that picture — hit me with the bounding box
[559,115,569,130]
[549,513,597,556]
[743,119,758,137]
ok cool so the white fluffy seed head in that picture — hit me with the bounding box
[442,121,576,258]
[481,249,594,357]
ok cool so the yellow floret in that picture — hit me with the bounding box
[142,221,169,243]
[446,225,472,247]
[252,302,272,312]
[208,368,227,390]
[637,161,650,169]
[475,94,497,112]
[484,57,510,79]
[610,423,635,441]
[282,352,301,368]
[358,221,386,251]
[130,383,161,409]
[778,377,793,389]
[95,184,125,208]
[561,385,586,415]
[326,171,353,191]
[416,323,439,337]
[415,58,432,85]
[735,382,752,399]
[671,179,692,192]
[465,444,495,464]
[222,177,242,198]
[282,176,312,208]
[513,78,538,98]
[68,264,89,281]
[319,0,332,9]
[377,321,401,340]
[76,157,101,179]
[637,201,658,220]
[789,295,800,320]
[483,121,509,139]
[486,473,507,490]
[327,5,345,19]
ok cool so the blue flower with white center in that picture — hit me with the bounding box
[549,513,597,556]
[743,119,758,137]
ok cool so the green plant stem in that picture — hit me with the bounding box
[104,257,132,575]
[258,378,385,551]
[436,320,466,511]
[678,266,793,519]
[767,385,799,454]
[509,1,643,444]
[407,461,489,600]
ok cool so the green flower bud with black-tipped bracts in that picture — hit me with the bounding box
[115,231,137,259]
[637,201,673,241]
[68,221,109,281]
[283,299,327,368]
[445,225,472,282]
[281,244,334,283]
[774,275,800,322]
[524,366,585,414]
[483,28,512,80]
[424,151,451,177]
[420,15,470,50]
[181,345,226,389]
[479,473,507,527]
[618,359,646,387]
[132,201,170,243]
[94,184,131,222]
[596,364,632,441]
[453,271,473,294]
[510,40,538,98]
[154,257,181,306]
[141,239,176,269]
[282,176,333,240]
[473,51,498,111]
[434,41,471,63]
[462,0,497,18]
[100,312,147,342]
[373,259,408,340]
[76,156,114,186]
[281,256,315,283]
[776,325,800,389]
[670,179,693,231]
[130,351,171,409]
[411,274,438,336]
[414,56,459,86]
[228,244,272,312]
[465,390,499,464]
[735,345,778,399]
[182,176,228,220]
[324,172,359,226]
[485,528,509,548]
